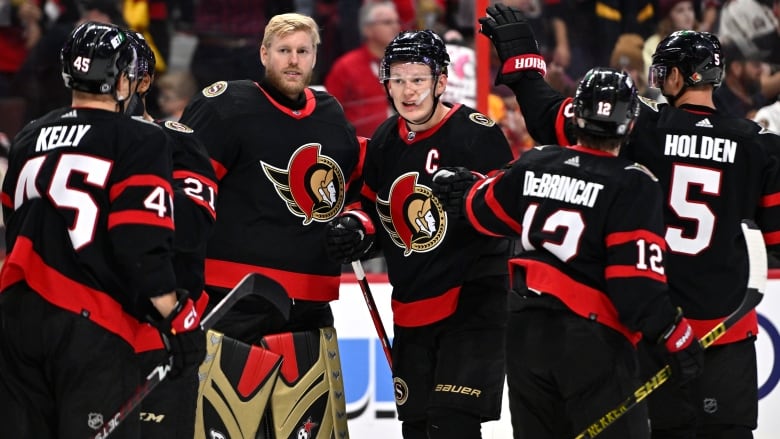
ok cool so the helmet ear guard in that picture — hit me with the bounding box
[572,67,640,139]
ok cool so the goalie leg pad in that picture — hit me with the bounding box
[261,327,349,439]
[195,330,283,439]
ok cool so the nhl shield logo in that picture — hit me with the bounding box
[703,397,718,414]
[261,143,346,225]
[376,172,447,256]
[88,413,104,430]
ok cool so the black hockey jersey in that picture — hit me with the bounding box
[157,120,217,305]
[0,107,176,352]
[508,77,780,344]
[361,104,513,327]
[179,80,363,303]
[464,144,679,343]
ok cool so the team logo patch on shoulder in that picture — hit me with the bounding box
[638,96,659,112]
[625,162,658,181]
[202,81,228,97]
[468,112,496,127]
[376,173,447,256]
[260,143,346,225]
[163,120,194,133]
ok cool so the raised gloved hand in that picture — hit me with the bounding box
[479,3,546,84]
[431,167,479,218]
[325,210,375,264]
[658,309,704,384]
[148,289,206,379]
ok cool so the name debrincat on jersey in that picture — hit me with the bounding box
[523,170,604,208]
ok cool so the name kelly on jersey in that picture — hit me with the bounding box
[35,124,92,152]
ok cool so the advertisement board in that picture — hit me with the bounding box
[332,270,780,438]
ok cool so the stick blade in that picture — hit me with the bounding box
[200,273,292,330]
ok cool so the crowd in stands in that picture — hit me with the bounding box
[0,0,778,163]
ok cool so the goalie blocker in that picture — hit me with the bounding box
[195,327,349,439]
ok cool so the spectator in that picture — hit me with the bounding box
[642,0,697,79]
[187,1,294,89]
[324,1,399,138]
[754,97,780,132]
[611,32,660,99]
[545,0,656,81]
[717,0,780,64]
[155,70,197,120]
[0,0,42,97]
[714,43,780,119]
[12,0,125,122]
[123,0,171,72]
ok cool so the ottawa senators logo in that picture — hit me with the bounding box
[377,172,447,256]
[261,143,345,225]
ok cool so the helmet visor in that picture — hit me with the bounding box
[648,64,667,89]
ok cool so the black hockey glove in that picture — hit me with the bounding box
[479,3,546,85]
[431,167,479,218]
[325,210,375,264]
[148,289,206,379]
[658,309,704,385]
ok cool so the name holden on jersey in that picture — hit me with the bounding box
[523,171,604,208]
[664,134,737,163]
[35,124,92,152]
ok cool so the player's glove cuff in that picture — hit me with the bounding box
[325,210,376,264]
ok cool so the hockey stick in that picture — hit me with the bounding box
[90,272,290,439]
[574,219,768,439]
[352,260,393,369]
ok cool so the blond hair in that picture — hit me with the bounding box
[262,13,321,49]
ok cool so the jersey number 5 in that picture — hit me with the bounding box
[666,163,720,255]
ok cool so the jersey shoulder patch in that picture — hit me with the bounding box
[468,112,496,127]
[625,162,658,181]
[164,120,194,133]
[638,96,659,112]
[202,81,228,98]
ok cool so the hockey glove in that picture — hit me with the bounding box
[431,167,479,218]
[658,309,704,385]
[148,289,206,379]
[325,210,375,264]
[479,3,546,85]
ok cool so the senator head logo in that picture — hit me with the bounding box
[261,143,346,225]
[377,172,447,256]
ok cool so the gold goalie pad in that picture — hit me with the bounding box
[258,327,350,439]
[195,330,283,439]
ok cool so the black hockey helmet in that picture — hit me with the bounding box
[61,21,137,94]
[649,30,723,89]
[573,67,640,138]
[379,30,450,82]
[125,31,156,78]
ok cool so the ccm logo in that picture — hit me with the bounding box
[434,384,482,397]
[183,307,198,329]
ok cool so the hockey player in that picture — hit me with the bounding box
[324,29,514,439]
[178,13,358,438]
[431,67,704,439]
[0,22,205,438]
[479,4,780,437]
[124,31,217,438]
